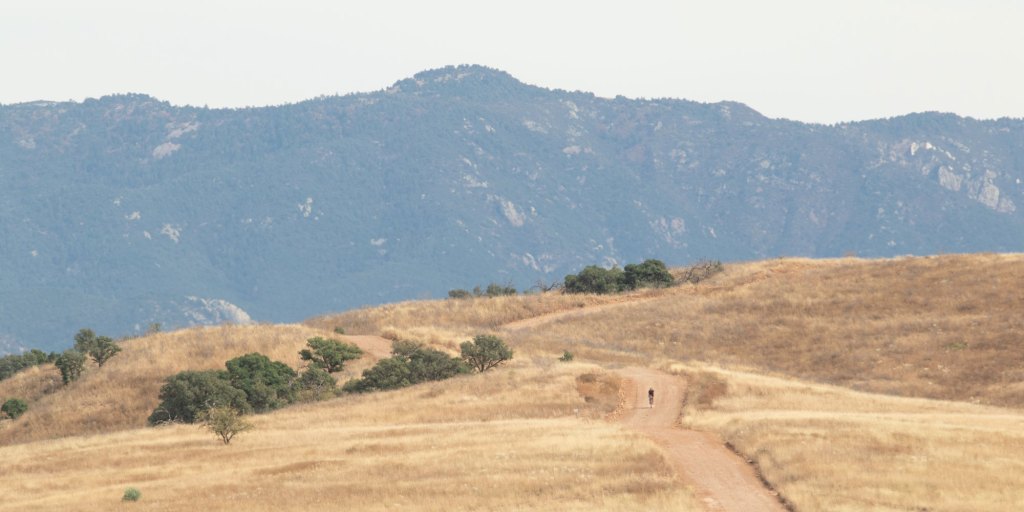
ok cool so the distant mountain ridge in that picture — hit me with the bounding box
[2,64,1023,352]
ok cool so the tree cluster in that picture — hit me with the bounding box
[343,335,513,393]
[448,282,517,299]
[0,349,55,382]
[148,337,363,425]
[563,259,674,294]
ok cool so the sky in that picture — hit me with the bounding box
[2,0,1023,124]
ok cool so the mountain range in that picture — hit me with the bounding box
[2,64,1022,352]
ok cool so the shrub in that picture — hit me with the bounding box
[680,259,724,284]
[122,487,142,502]
[564,265,625,294]
[460,335,513,372]
[295,367,336,401]
[148,370,250,424]
[199,406,253,445]
[54,349,86,385]
[485,282,517,297]
[559,351,574,362]
[332,326,345,335]
[447,288,471,299]
[622,259,674,289]
[344,340,468,393]
[299,337,362,373]
[225,353,297,412]
[2,398,28,419]
[72,328,97,352]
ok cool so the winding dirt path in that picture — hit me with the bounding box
[617,367,787,512]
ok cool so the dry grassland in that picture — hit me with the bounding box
[507,254,1024,407]
[672,361,1024,511]
[0,364,700,512]
[0,324,353,444]
[306,290,666,351]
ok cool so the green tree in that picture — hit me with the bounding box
[147,370,250,424]
[343,340,468,393]
[2,398,28,419]
[87,336,122,367]
[199,406,253,445]
[295,367,336,401]
[55,349,86,385]
[343,357,412,393]
[298,337,362,373]
[225,353,297,412]
[622,259,674,290]
[563,265,625,294]
[73,328,97,352]
[460,334,513,372]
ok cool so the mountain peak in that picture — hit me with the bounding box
[389,65,530,98]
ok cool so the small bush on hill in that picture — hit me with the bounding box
[225,353,297,413]
[484,282,517,297]
[148,370,250,424]
[54,349,86,385]
[199,406,253,445]
[299,337,362,373]
[122,487,142,502]
[2,398,28,419]
[679,259,724,284]
[559,351,574,362]
[448,288,471,299]
[460,335,513,372]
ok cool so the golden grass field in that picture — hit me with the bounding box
[2,254,1023,511]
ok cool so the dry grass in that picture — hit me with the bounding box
[671,361,1024,511]
[0,364,701,512]
[0,324,356,444]
[507,254,1024,407]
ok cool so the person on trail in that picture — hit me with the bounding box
[648,387,655,408]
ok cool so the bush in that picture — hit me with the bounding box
[299,337,362,373]
[54,349,86,385]
[2,398,28,419]
[199,406,253,445]
[344,340,468,393]
[484,282,517,297]
[122,487,142,502]
[147,370,250,424]
[225,353,297,412]
[559,351,574,362]
[447,288,471,299]
[460,335,513,372]
[295,367,336,401]
[680,259,724,284]
[332,326,345,335]
[564,265,625,294]
[622,259,674,289]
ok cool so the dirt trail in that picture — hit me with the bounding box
[617,367,787,512]
[340,335,393,359]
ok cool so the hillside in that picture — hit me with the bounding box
[2,255,1023,511]
[4,65,1024,352]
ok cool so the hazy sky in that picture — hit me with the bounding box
[3,1,1022,123]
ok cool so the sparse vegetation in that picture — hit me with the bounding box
[199,406,253,445]
[460,334,513,372]
[559,351,574,362]
[678,259,723,284]
[2,398,28,419]
[563,259,676,294]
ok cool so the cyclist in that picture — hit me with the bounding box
[648,387,655,408]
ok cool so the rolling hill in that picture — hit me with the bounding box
[3,65,1024,352]
[2,255,1023,511]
